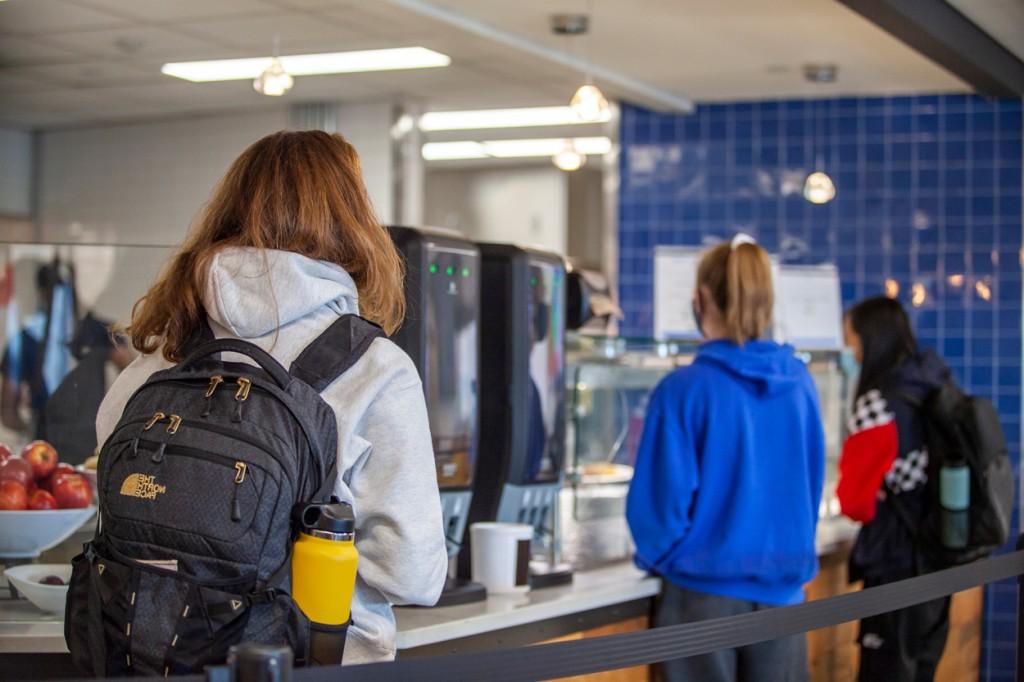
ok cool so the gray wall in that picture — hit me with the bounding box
[0,129,32,218]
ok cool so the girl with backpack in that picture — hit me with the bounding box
[95,130,448,665]
[626,236,826,682]
[838,296,952,682]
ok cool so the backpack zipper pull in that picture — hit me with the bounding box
[151,442,167,464]
[202,376,224,418]
[129,438,140,459]
[232,378,251,423]
[166,415,182,435]
[230,462,246,522]
[143,412,166,431]
[234,462,247,484]
[235,378,252,401]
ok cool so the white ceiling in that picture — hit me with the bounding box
[0,0,970,130]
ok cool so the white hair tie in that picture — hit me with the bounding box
[731,233,757,250]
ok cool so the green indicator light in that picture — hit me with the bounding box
[446,266,455,276]
[462,268,471,278]
[429,264,438,274]
[531,277,539,286]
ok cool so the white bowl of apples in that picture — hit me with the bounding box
[0,442,96,559]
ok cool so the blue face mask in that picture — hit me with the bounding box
[839,348,860,379]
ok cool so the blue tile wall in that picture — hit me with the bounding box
[618,95,1023,681]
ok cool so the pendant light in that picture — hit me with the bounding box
[254,35,294,97]
[552,9,610,122]
[803,171,836,204]
[803,86,836,204]
[552,139,587,171]
[570,81,609,123]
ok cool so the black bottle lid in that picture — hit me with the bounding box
[295,501,355,536]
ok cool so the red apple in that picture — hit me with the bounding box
[21,441,58,481]
[53,474,92,509]
[0,458,33,488]
[40,464,75,492]
[0,443,12,464]
[0,480,28,510]
[28,489,58,510]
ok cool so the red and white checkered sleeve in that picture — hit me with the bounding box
[837,390,899,523]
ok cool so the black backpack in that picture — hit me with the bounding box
[65,315,383,677]
[894,382,1015,567]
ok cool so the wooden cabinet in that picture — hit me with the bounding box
[806,546,983,682]
[548,616,651,682]
[549,549,982,682]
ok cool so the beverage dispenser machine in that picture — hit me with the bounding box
[461,243,572,587]
[389,226,485,605]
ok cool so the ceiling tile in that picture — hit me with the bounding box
[72,0,280,23]
[315,3,451,41]
[0,71,59,94]
[11,60,159,88]
[263,0,359,9]
[41,25,236,61]
[82,76,382,109]
[0,35,87,67]
[0,0,131,36]
[178,12,378,53]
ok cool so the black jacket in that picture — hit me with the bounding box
[839,350,951,582]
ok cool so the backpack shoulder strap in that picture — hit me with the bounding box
[180,317,216,358]
[289,315,386,393]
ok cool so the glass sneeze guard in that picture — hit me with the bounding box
[561,332,849,571]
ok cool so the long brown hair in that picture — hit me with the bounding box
[130,130,405,361]
[696,240,774,344]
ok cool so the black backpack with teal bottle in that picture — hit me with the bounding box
[891,381,1014,567]
[65,315,382,677]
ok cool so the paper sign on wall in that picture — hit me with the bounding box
[774,264,843,350]
[653,246,702,340]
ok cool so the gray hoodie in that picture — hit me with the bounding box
[96,247,448,664]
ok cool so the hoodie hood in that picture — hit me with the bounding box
[695,340,806,396]
[888,348,950,401]
[204,247,359,338]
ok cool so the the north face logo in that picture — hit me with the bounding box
[120,473,167,500]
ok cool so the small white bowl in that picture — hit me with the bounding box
[0,507,96,558]
[4,563,72,614]
[75,466,98,490]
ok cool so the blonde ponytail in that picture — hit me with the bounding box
[696,240,774,344]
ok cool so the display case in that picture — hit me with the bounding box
[561,333,849,570]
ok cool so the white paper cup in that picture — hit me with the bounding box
[470,522,533,595]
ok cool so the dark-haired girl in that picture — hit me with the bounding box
[838,296,952,682]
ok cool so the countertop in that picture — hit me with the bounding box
[0,562,658,655]
[395,562,658,650]
[0,517,859,655]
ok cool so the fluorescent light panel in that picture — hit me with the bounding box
[420,106,611,131]
[162,47,450,83]
[422,137,612,161]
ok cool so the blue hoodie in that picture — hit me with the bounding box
[626,340,825,606]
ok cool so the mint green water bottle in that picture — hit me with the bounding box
[940,462,970,549]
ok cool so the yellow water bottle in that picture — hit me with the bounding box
[291,502,358,665]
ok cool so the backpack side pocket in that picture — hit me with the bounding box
[65,547,105,677]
